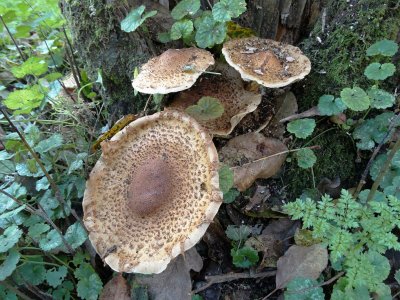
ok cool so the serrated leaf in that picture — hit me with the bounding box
[287,119,316,139]
[34,133,63,153]
[0,284,18,300]
[19,258,46,285]
[3,85,44,114]
[64,222,87,249]
[366,40,399,57]
[340,87,370,111]
[212,0,247,22]
[36,176,50,191]
[223,188,240,204]
[368,87,395,109]
[225,225,252,241]
[186,96,224,121]
[367,251,390,282]
[11,57,48,78]
[0,225,22,253]
[219,165,234,194]
[317,95,346,116]
[0,248,20,281]
[52,280,74,300]
[0,205,26,220]
[231,246,259,268]
[28,223,50,239]
[0,183,26,213]
[171,0,200,20]
[75,263,103,300]
[296,148,317,169]
[285,277,324,300]
[46,266,68,288]
[120,5,157,33]
[170,19,194,40]
[195,15,227,48]
[364,63,396,81]
[39,229,63,251]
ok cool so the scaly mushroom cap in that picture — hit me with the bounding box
[168,63,262,136]
[222,37,311,88]
[83,111,222,274]
[132,48,215,94]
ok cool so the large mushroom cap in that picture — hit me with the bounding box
[222,37,311,88]
[168,63,262,136]
[83,111,222,274]
[132,48,215,94]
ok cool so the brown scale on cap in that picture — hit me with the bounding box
[222,37,311,88]
[132,48,215,94]
[168,63,262,136]
[83,111,222,274]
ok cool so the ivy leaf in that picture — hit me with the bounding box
[0,225,22,253]
[3,85,45,114]
[75,263,103,300]
[64,222,87,250]
[34,133,63,154]
[19,258,46,285]
[46,266,68,288]
[11,57,48,78]
[218,165,234,194]
[0,249,20,281]
[231,246,259,268]
[368,87,395,109]
[284,277,324,300]
[170,19,194,40]
[171,0,200,20]
[186,97,224,121]
[39,229,63,251]
[212,0,247,22]
[195,15,227,48]
[296,148,317,169]
[340,87,370,111]
[225,225,252,241]
[364,63,396,81]
[317,95,346,116]
[28,223,50,239]
[223,188,240,204]
[366,40,399,57]
[120,5,157,33]
[287,119,316,139]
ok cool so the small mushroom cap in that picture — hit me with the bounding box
[168,63,262,136]
[132,48,215,94]
[222,37,311,88]
[83,111,222,274]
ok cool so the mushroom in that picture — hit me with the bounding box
[132,48,215,94]
[168,63,262,136]
[222,37,311,88]
[83,111,222,274]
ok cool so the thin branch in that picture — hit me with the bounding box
[192,270,276,294]
[0,281,33,300]
[0,189,36,215]
[0,15,27,61]
[62,26,82,88]
[279,107,321,123]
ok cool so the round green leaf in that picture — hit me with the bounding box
[171,0,200,20]
[285,277,324,300]
[0,249,20,281]
[212,0,247,22]
[11,57,48,78]
[296,148,317,169]
[223,188,240,204]
[340,87,370,111]
[19,258,46,285]
[186,96,224,121]
[368,87,395,109]
[3,85,45,113]
[120,5,157,33]
[46,266,68,288]
[231,246,259,268]
[64,222,88,250]
[287,119,316,139]
[366,40,399,57]
[0,225,22,253]
[364,63,395,80]
[28,223,50,239]
[39,229,63,251]
[219,165,234,194]
[195,15,227,48]
[170,19,194,40]
[318,95,346,116]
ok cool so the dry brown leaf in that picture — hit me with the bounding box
[269,91,298,137]
[219,132,288,191]
[137,248,203,300]
[276,244,328,289]
[245,185,271,211]
[99,274,130,300]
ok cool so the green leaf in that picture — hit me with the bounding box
[219,165,234,194]
[296,148,317,169]
[364,63,396,81]
[170,19,194,40]
[368,87,395,109]
[0,249,20,281]
[46,266,68,288]
[36,176,50,191]
[0,205,26,220]
[19,258,46,285]
[366,40,399,57]
[11,57,48,78]
[212,0,247,22]
[75,263,103,300]
[395,269,400,284]
[285,277,324,300]
[34,133,63,153]
[367,251,390,282]
[52,280,74,300]
[223,188,240,204]
[340,87,370,111]
[72,251,90,267]
[0,225,22,253]
[0,285,17,300]
[287,119,316,139]
[225,225,252,241]
[67,153,87,174]
[64,222,87,250]
[3,85,45,114]
[231,246,259,268]
[39,229,63,251]
[317,95,346,116]
[158,32,172,43]
[45,72,63,82]
[195,15,227,48]
[28,223,50,239]
[186,97,224,121]
[171,0,200,20]
[120,5,157,33]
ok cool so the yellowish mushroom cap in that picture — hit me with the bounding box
[222,37,311,88]
[132,48,215,94]
[83,111,222,274]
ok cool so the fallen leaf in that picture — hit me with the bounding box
[269,91,298,137]
[219,132,288,191]
[276,244,328,289]
[245,185,271,211]
[317,177,342,198]
[99,274,130,300]
[137,248,203,300]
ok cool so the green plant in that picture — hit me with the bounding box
[225,225,259,268]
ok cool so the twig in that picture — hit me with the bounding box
[192,270,276,294]
[143,94,152,115]
[279,107,321,123]
[0,281,33,300]
[62,26,82,88]
[0,15,27,61]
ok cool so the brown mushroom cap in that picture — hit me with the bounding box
[83,111,222,274]
[222,37,311,88]
[168,63,262,136]
[132,48,215,94]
